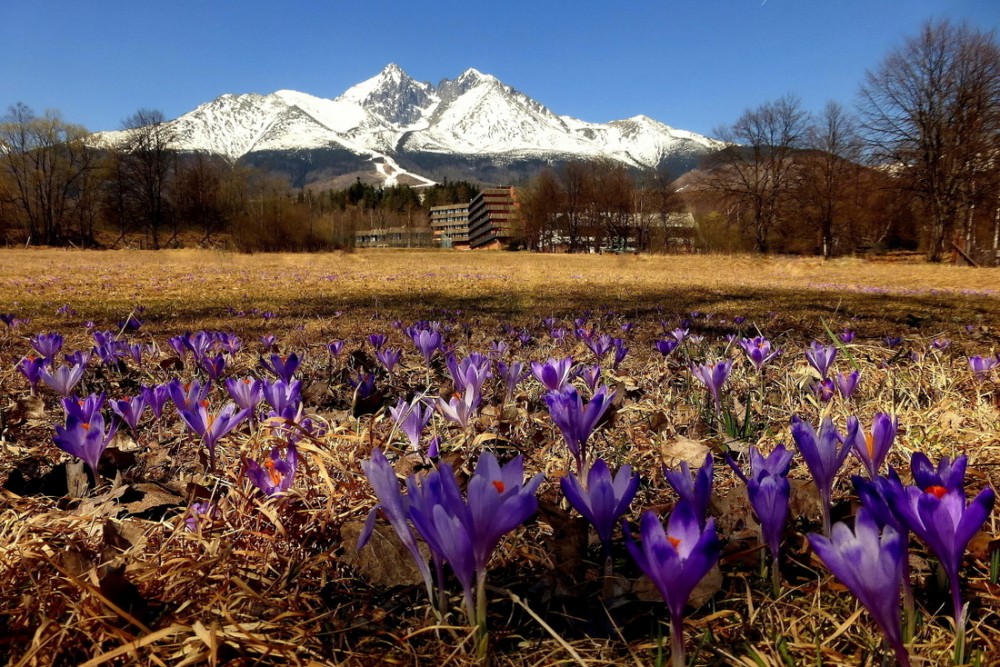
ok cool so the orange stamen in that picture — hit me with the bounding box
[668,536,681,550]
[81,422,91,431]
[926,485,947,499]
[264,458,283,485]
[865,433,875,459]
[492,481,505,494]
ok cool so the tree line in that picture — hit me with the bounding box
[2,19,998,261]
[516,20,1000,263]
[0,103,480,252]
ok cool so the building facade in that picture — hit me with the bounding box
[354,225,434,248]
[467,187,517,250]
[429,203,470,248]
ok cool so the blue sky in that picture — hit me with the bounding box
[2,1,997,138]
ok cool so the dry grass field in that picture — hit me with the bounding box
[1,248,998,666]
[1,248,998,331]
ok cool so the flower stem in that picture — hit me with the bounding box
[951,576,966,666]
[820,488,832,538]
[770,553,781,598]
[671,613,685,667]
[475,570,489,663]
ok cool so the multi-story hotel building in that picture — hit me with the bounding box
[429,203,470,248]
[467,187,517,250]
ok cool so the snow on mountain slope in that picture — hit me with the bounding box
[338,63,439,129]
[167,93,290,161]
[98,64,721,183]
[401,68,591,155]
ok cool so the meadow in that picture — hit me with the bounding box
[1,248,998,666]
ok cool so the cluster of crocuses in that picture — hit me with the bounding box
[12,313,998,665]
[24,329,315,498]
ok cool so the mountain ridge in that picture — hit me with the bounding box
[98,64,723,186]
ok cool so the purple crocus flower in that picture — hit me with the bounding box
[326,340,344,357]
[259,353,300,383]
[805,341,837,378]
[544,384,616,475]
[53,413,118,480]
[39,363,85,398]
[16,355,46,395]
[884,336,903,349]
[531,357,575,392]
[790,416,857,536]
[624,501,720,667]
[245,444,299,496]
[812,377,836,403]
[579,365,602,393]
[261,379,302,416]
[184,501,219,532]
[62,393,106,423]
[739,336,779,371]
[834,370,860,399]
[671,328,689,343]
[411,328,442,365]
[436,385,479,428]
[178,401,250,470]
[847,413,897,479]
[664,453,714,529]
[389,397,433,451]
[30,332,64,361]
[910,452,966,492]
[93,340,124,367]
[655,339,679,358]
[968,355,998,380]
[186,331,212,361]
[407,452,542,650]
[586,334,614,360]
[123,342,147,367]
[446,353,491,402]
[746,445,794,571]
[198,354,227,382]
[225,377,264,415]
[64,349,92,368]
[487,340,509,359]
[367,333,388,351]
[808,507,910,667]
[931,338,950,350]
[168,378,211,412]
[141,384,171,420]
[690,359,733,412]
[376,347,402,375]
[497,360,530,400]
[838,329,856,343]
[561,458,638,557]
[110,395,147,434]
[168,335,189,361]
[884,454,995,647]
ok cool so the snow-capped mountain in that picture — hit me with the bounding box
[98,64,722,186]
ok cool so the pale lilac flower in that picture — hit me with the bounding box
[834,370,860,399]
[531,357,575,391]
[805,341,837,378]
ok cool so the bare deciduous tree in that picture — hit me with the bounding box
[796,101,864,257]
[859,20,1000,262]
[709,95,810,253]
[116,109,177,249]
[0,103,95,245]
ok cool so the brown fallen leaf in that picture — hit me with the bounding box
[659,436,711,469]
[340,521,428,588]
